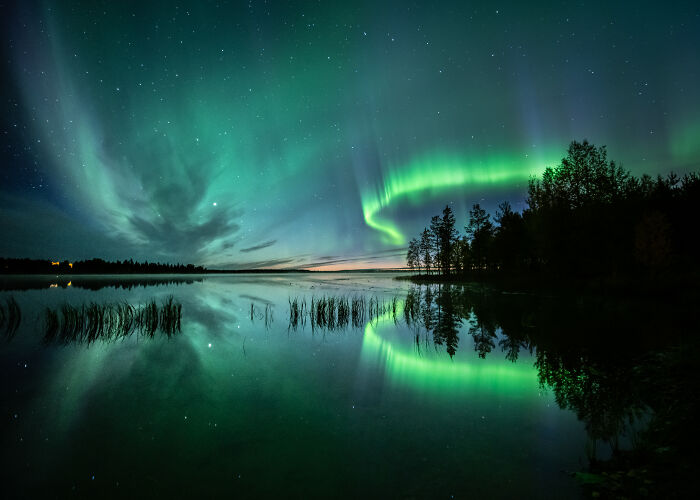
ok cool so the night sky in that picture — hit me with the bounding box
[1,1,699,270]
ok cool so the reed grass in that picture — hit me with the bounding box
[288,297,307,330]
[286,294,399,331]
[43,295,182,344]
[250,303,274,329]
[0,297,22,339]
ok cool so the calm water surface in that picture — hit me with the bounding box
[1,273,596,498]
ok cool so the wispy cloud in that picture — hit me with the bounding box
[298,247,407,269]
[207,257,300,270]
[240,240,277,253]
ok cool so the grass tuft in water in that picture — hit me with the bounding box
[42,296,182,344]
[286,294,399,331]
[0,297,22,339]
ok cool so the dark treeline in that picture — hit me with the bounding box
[0,257,206,275]
[406,140,700,287]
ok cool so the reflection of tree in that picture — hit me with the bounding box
[400,284,675,463]
[420,286,435,332]
[433,286,461,357]
[467,315,494,359]
[390,285,698,493]
[498,335,528,362]
[467,292,499,359]
[535,350,647,454]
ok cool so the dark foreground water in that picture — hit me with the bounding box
[0,273,683,498]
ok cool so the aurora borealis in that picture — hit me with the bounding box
[361,150,557,245]
[2,1,699,269]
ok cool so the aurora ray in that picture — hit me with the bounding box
[361,150,558,244]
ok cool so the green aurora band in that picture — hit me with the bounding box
[361,151,558,244]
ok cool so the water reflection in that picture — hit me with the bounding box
[1,276,694,497]
[361,304,537,396]
[284,283,686,467]
[0,274,204,291]
[0,279,681,463]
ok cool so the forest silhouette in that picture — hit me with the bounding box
[0,257,205,275]
[406,140,700,289]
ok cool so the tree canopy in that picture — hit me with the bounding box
[406,140,700,285]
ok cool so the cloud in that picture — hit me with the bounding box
[206,257,300,270]
[239,240,277,253]
[126,206,242,262]
[298,247,407,269]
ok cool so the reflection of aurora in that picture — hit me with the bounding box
[360,304,538,394]
[360,151,556,244]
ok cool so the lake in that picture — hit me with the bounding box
[0,273,679,498]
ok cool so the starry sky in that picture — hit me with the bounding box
[1,1,699,270]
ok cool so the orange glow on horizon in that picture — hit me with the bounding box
[51,261,60,266]
[68,262,73,268]
[305,260,408,272]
